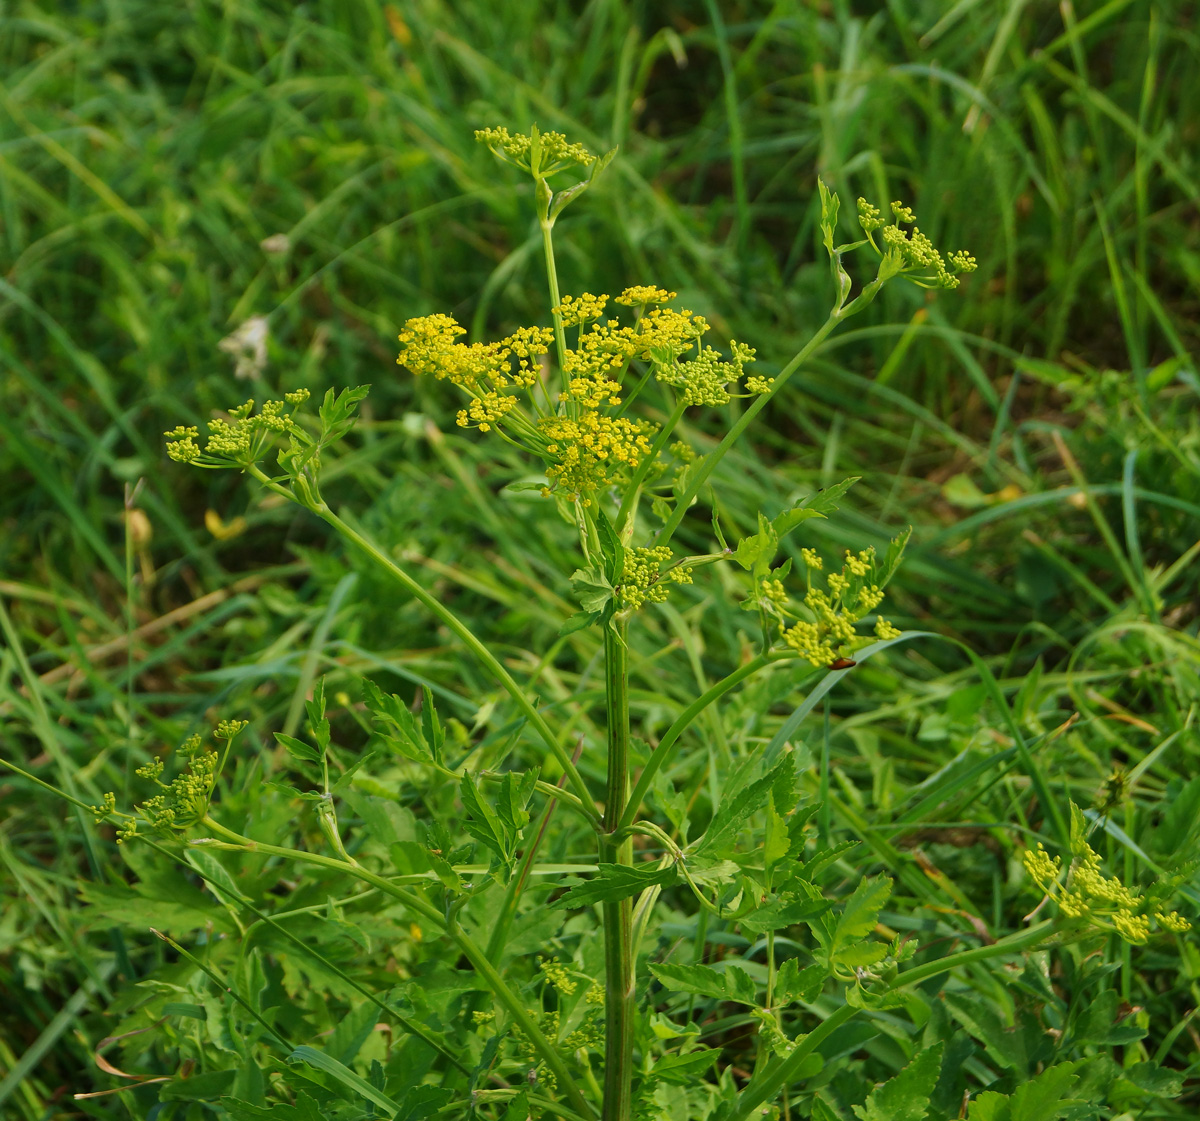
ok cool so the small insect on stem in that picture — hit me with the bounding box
[828,657,857,670]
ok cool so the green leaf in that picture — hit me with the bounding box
[650,1048,721,1084]
[836,942,890,969]
[398,1086,456,1121]
[557,862,678,908]
[1123,1060,1185,1098]
[852,1043,942,1121]
[764,796,790,874]
[361,679,433,763]
[833,875,892,951]
[1008,1061,1082,1121]
[570,565,614,615]
[317,385,371,447]
[738,891,830,935]
[818,177,840,251]
[500,1092,533,1121]
[495,770,537,837]
[649,962,758,1005]
[591,145,619,181]
[966,1092,1009,1121]
[304,678,329,753]
[773,958,826,1005]
[287,1045,400,1113]
[329,1000,377,1065]
[274,732,320,763]
[812,1098,844,1121]
[460,774,511,866]
[549,179,591,220]
[1072,990,1147,1046]
[559,609,599,636]
[650,961,733,1002]
[771,478,860,539]
[875,526,912,590]
[693,759,788,858]
[596,508,625,585]
[222,1092,328,1121]
[263,781,325,803]
[161,1002,207,1020]
[330,750,378,795]
[733,512,778,575]
[420,685,444,766]
[944,991,1027,1075]
[798,840,859,884]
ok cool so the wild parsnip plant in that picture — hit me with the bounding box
[5,124,1192,1121]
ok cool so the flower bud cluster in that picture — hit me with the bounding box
[619,546,693,610]
[1023,840,1191,945]
[397,287,758,505]
[857,196,977,290]
[165,390,310,467]
[475,126,595,173]
[780,547,899,666]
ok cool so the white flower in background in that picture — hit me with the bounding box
[260,233,290,254]
[218,315,269,379]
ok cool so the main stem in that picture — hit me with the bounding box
[601,618,634,1121]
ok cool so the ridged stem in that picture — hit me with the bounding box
[601,618,634,1121]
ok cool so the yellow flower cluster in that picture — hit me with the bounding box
[555,293,608,326]
[135,733,219,833]
[542,412,651,501]
[614,286,676,306]
[475,126,594,172]
[397,315,555,432]
[780,546,898,666]
[619,546,693,610]
[1023,840,1191,945]
[540,959,577,995]
[857,197,977,289]
[165,391,310,467]
[657,340,757,408]
[396,289,759,503]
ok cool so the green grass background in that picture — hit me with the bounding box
[1,0,1199,1115]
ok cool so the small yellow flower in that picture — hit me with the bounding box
[874,618,901,641]
[614,286,676,306]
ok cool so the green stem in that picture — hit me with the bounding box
[619,652,788,833]
[253,477,597,825]
[728,921,1056,1121]
[601,619,634,1121]
[200,817,597,1121]
[655,311,841,549]
[615,396,687,535]
[540,209,568,381]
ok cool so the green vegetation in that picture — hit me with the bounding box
[1,3,1198,1120]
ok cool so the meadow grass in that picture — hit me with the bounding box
[0,1,1198,1118]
